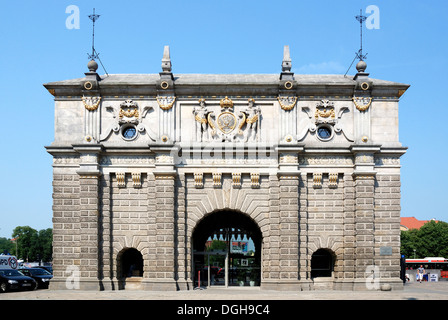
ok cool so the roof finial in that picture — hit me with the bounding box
[356,60,367,73]
[280,45,294,81]
[87,59,98,73]
[282,45,292,72]
[161,45,172,72]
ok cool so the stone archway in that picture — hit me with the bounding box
[116,247,144,290]
[310,248,336,290]
[311,248,335,278]
[191,210,262,288]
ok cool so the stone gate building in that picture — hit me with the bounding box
[44,46,409,291]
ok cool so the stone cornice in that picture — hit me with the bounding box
[72,143,103,154]
[44,74,410,100]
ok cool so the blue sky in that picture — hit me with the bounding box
[0,0,446,238]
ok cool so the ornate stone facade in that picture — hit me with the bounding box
[44,46,409,291]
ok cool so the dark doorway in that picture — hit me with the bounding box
[119,248,143,278]
[311,249,334,278]
[192,210,262,288]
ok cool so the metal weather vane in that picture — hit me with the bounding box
[344,9,369,77]
[87,8,100,60]
[87,8,108,75]
[355,9,368,61]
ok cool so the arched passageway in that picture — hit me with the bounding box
[311,248,335,278]
[118,247,143,278]
[192,210,262,288]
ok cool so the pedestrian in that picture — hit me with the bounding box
[417,265,425,283]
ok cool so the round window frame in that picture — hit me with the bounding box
[121,124,138,141]
[316,124,334,142]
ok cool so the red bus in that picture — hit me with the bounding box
[405,257,448,279]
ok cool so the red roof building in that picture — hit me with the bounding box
[400,217,438,231]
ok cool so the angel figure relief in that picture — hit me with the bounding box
[242,98,261,142]
[193,98,209,142]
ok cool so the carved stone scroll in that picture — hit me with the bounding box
[116,172,126,188]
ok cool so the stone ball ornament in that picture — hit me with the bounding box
[87,59,99,72]
[356,60,367,73]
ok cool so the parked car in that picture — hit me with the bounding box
[19,268,53,289]
[0,269,37,292]
[32,265,53,274]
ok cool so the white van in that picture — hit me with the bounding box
[0,255,37,292]
[0,256,18,270]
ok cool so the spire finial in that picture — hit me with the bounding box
[282,45,292,72]
[280,45,294,81]
[161,45,172,72]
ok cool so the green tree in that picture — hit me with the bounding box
[401,220,448,258]
[400,228,419,258]
[0,237,14,255]
[12,226,38,261]
[37,228,53,262]
[11,226,53,262]
[206,240,227,267]
[417,220,448,258]
[206,240,227,252]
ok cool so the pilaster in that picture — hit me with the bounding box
[353,174,375,281]
[263,174,280,285]
[73,144,103,290]
[298,172,311,289]
[98,173,114,290]
[175,173,191,290]
[351,145,378,289]
[342,173,356,285]
[279,174,299,279]
[262,145,302,290]
[156,46,177,143]
[143,146,178,290]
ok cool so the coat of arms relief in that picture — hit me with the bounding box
[99,99,156,142]
[298,99,353,142]
[193,97,260,142]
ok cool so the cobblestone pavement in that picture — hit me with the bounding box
[1,281,448,300]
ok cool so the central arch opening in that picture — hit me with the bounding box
[192,210,262,288]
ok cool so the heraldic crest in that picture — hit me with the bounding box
[193,97,260,142]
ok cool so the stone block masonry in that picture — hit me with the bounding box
[45,45,409,291]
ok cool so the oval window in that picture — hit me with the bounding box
[122,126,137,140]
[317,125,333,141]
